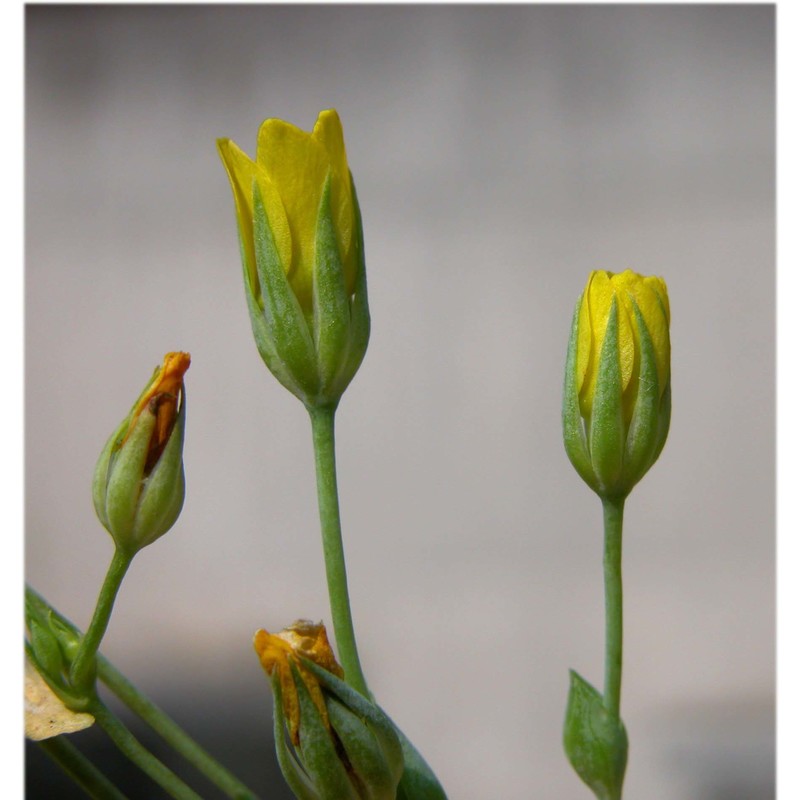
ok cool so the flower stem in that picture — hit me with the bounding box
[37,735,129,800]
[602,496,625,717]
[90,699,203,800]
[308,404,369,696]
[97,655,257,800]
[70,548,133,693]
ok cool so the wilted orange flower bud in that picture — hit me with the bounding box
[254,620,343,746]
[92,352,190,554]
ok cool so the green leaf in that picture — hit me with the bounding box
[563,670,627,800]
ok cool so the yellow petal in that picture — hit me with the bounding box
[608,271,638,395]
[576,269,672,421]
[578,271,615,416]
[576,282,592,397]
[122,352,190,461]
[638,276,671,395]
[257,117,330,307]
[312,110,356,288]
[217,139,293,303]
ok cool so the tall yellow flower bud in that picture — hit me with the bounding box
[217,110,369,409]
[563,270,671,499]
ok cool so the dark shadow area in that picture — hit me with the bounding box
[26,690,294,799]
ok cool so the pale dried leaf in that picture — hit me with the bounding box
[24,657,94,741]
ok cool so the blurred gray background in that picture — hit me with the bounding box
[25,5,774,798]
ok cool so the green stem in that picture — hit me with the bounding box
[602,496,625,717]
[90,699,202,800]
[308,404,369,696]
[97,656,257,800]
[70,548,133,693]
[37,735,129,800]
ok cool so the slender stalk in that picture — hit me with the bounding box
[70,548,133,693]
[308,404,369,696]
[37,735,129,800]
[602,496,625,717]
[90,700,203,800]
[97,656,257,800]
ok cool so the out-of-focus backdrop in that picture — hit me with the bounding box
[25,5,774,798]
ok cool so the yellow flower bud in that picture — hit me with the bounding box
[564,270,671,498]
[218,110,356,313]
[217,110,369,408]
[577,271,670,424]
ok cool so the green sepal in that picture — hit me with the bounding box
[326,696,399,800]
[563,670,627,800]
[651,382,671,465]
[271,674,322,800]
[252,181,320,402]
[393,722,449,800]
[103,408,157,547]
[622,301,662,489]
[334,176,371,398]
[130,393,186,551]
[303,659,404,789]
[562,299,596,490]
[291,664,360,800]
[304,659,446,799]
[589,299,625,498]
[313,175,352,396]
[92,416,128,533]
[240,230,305,397]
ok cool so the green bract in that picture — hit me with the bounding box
[563,671,628,800]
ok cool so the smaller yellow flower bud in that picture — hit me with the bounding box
[564,271,671,498]
[92,352,190,554]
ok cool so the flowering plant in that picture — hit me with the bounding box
[26,112,672,800]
